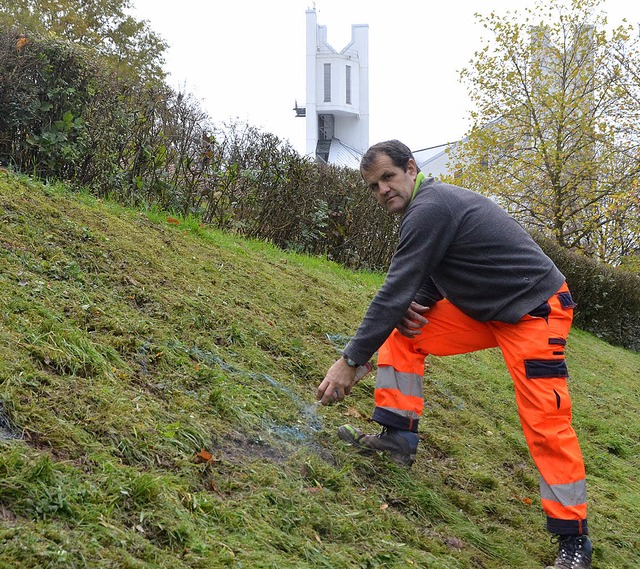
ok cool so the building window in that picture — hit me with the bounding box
[324,63,331,102]
[346,65,351,104]
[318,114,334,140]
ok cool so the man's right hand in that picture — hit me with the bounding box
[396,301,430,338]
[316,357,358,406]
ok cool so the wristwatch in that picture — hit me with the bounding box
[342,353,359,367]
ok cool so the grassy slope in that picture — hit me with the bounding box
[0,172,639,569]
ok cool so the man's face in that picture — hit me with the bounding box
[361,153,418,215]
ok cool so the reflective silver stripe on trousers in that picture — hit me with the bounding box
[375,367,424,420]
[539,477,587,506]
[375,367,424,399]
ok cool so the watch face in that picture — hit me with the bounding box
[343,355,358,367]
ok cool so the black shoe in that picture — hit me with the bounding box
[337,424,418,467]
[546,535,592,569]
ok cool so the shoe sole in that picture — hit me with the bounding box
[337,425,416,467]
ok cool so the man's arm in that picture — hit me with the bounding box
[342,199,454,365]
[414,277,443,307]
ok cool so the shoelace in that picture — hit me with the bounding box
[377,426,390,438]
[551,536,588,568]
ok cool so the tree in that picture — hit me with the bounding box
[0,0,167,82]
[454,0,640,266]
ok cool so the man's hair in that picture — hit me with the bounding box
[360,139,417,173]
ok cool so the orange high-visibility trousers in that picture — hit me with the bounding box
[373,283,588,535]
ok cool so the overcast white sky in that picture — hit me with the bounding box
[129,0,639,156]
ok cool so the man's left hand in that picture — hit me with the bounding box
[396,301,430,338]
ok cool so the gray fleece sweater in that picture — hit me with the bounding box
[344,177,566,365]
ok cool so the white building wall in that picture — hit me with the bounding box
[305,11,319,158]
[305,10,369,164]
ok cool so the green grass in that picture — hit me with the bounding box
[0,170,639,568]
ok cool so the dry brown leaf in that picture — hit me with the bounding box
[344,406,366,418]
[195,449,213,463]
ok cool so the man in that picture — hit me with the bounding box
[316,140,592,569]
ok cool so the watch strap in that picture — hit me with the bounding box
[342,353,359,367]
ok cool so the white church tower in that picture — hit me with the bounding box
[300,9,369,168]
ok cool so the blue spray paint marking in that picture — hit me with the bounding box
[0,402,21,441]
[185,346,324,440]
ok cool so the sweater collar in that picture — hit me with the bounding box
[410,172,426,202]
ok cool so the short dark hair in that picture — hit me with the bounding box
[360,139,417,173]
